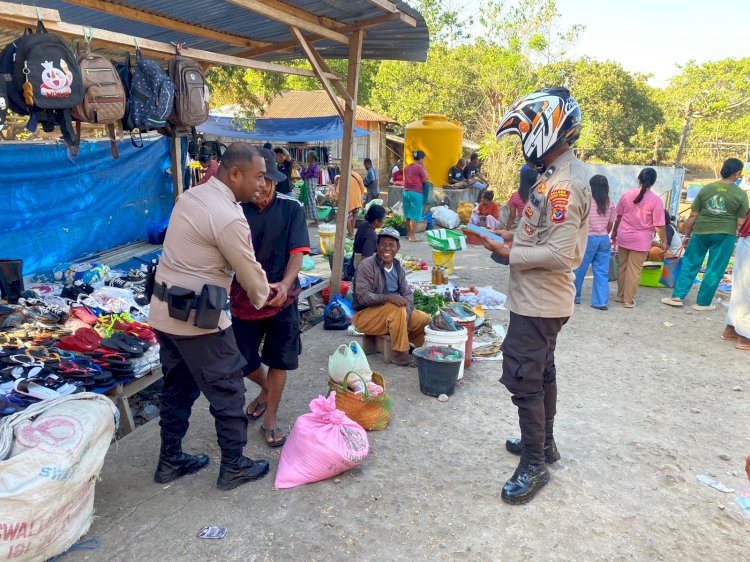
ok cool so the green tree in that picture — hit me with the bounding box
[205,66,285,125]
[662,58,750,172]
[283,59,381,107]
[535,58,664,163]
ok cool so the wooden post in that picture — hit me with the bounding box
[329,30,363,296]
[170,136,184,202]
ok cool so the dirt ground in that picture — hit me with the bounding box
[80,237,749,562]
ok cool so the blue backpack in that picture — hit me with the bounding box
[129,49,174,131]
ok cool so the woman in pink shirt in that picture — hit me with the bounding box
[402,151,429,241]
[611,168,668,308]
[574,175,616,309]
[504,167,538,230]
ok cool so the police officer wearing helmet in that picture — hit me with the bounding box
[477,88,590,504]
[148,142,273,491]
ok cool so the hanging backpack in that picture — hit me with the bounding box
[168,53,209,129]
[71,35,126,159]
[0,31,33,118]
[129,48,174,132]
[0,72,7,132]
[11,20,84,146]
[113,52,137,130]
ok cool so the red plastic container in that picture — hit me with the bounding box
[455,318,476,369]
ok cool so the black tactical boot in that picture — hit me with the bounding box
[154,442,210,484]
[501,442,550,505]
[505,419,561,464]
[216,450,269,490]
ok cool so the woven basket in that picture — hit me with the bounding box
[327,371,392,431]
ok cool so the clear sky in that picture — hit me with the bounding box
[463,0,750,86]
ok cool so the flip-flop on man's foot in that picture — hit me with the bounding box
[246,398,268,420]
[261,426,287,448]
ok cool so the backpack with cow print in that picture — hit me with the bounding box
[11,20,84,145]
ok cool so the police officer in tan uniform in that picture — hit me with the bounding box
[478,88,590,504]
[149,143,276,490]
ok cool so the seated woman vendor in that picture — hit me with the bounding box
[353,204,387,268]
[470,190,501,230]
[352,227,431,367]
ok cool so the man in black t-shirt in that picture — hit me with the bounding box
[273,147,294,195]
[464,152,489,201]
[230,149,310,448]
[448,158,468,187]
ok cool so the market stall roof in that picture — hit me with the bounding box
[263,90,397,123]
[0,1,428,65]
[198,115,370,142]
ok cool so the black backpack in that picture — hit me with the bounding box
[130,48,174,131]
[11,20,84,145]
[0,72,7,133]
[0,31,31,118]
[113,53,136,130]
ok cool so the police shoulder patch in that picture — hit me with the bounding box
[548,188,571,224]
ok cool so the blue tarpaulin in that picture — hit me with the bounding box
[197,115,370,142]
[0,138,175,274]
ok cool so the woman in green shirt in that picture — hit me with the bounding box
[662,158,748,310]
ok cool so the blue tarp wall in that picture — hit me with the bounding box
[0,137,175,274]
[198,115,370,142]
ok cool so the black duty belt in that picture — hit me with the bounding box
[153,282,198,308]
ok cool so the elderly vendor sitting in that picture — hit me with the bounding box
[352,227,431,367]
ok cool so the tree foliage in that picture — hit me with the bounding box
[207,0,748,187]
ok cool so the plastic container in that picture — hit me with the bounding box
[426,229,467,252]
[455,315,477,369]
[317,206,332,221]
[639,262,665,288]
[413,345,464,397]
[405,114,464,191]
[432,250,456,275]
[319,224,336,255]
[423,325,468,380]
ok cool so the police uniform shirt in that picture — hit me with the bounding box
[507,149,591,318]
[149,176,270,336]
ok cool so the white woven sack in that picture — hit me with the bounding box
[0,394,117,562]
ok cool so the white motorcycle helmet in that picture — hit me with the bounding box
[496,88,582,171]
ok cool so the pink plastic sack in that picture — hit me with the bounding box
[274,393,369,489]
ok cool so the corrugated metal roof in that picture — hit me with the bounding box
[263,90,396,122]
[0,1,428,62]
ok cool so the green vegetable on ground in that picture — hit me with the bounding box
[413,290,445,316]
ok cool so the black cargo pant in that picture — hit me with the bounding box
[500,312,569,444]
[156,328,248,453]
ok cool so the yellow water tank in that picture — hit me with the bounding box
[404,114,464,188]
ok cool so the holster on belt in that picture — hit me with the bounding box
[155,281,227,330]
[194,284,227,329]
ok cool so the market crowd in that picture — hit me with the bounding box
[146,86,749,506]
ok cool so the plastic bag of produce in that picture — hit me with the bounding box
[457,201,475,225]
[431,206,461,229]
[328,341,372,384]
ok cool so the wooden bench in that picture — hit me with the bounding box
[105,368,163,436]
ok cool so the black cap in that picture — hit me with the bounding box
[258,148,286,183]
